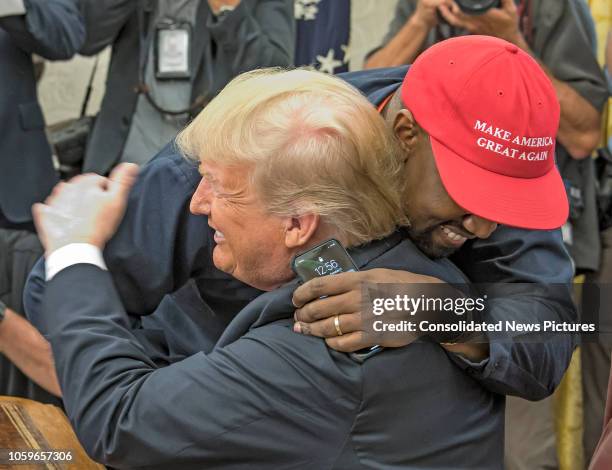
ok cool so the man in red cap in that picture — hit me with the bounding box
[365,2,608,468]
[400,35,566,232]
[294,34,573,386]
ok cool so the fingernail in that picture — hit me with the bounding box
[293,322,302,334]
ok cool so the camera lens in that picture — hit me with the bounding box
[454,0,501,14]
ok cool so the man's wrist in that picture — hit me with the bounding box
[442,342,490,362]
[506,30,530,52]
[44,237,106,258]
[45,243,107,281]
[408,11,435,32]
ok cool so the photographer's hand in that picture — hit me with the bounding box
[414,0,455,30]
[365,0,453,68]
[439,0,522,45]
[207,0,241,15]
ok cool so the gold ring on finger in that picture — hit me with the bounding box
[334,315,343,336]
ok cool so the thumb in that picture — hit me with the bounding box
[108,163,139,199]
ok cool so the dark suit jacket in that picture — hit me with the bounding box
[40,233,504,469]
[0,0,84,224]
[77,0,294,175]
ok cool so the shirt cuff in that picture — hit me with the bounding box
[46,243,107,281]
[449,352,490,373]
[0,0,26,17]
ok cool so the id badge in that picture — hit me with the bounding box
[155,22,191,79]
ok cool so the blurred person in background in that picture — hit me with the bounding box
[0,0,83,230]
[77,0,294,175]
[365,1,607,468]
[0,0,82,404]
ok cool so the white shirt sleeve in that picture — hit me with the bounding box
[0,0,26,17]
[46,243,108,281]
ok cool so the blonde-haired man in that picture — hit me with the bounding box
[31,68,503,469]
[177,68,407,262]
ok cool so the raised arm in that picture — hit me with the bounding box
[449,226,577,399]
[24,144,211,321]
[365,0,450,69]
[40,264,353,468]
[293,226,576,401]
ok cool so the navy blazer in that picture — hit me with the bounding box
[25,68,577,401]
[40,234,504,469]
[0,0,84,224]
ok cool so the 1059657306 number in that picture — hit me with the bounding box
[1,449,73,464]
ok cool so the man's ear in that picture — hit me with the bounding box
[393,108,419,156]
[284,213,320,249]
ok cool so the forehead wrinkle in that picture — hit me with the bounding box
[213,167,255,205]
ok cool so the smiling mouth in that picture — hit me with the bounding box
[439,224,471,246]
[213,230,225,243]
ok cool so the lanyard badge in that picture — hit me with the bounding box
[155,21,192,79]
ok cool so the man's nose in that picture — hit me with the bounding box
[190,178,212,215]
[462,215,498,239]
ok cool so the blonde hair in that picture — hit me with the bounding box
[176,68,407,246]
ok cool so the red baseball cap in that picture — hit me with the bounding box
[402,35,568,230]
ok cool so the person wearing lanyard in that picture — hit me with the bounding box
[77,0,294,174]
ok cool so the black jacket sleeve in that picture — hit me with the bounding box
[77,0,135,56]
[450,226,577,400]
[42,264,357,469]
[206,0,295,72]
[23,144,211,321]
[0,0,84,60]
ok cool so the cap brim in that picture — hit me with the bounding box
[430,137,569,230]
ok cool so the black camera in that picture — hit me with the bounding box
[455,0,501,14]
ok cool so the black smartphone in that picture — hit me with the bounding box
[292,239,358,282]
[291,239,382,362]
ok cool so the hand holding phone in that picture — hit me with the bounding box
[291,239,382,361]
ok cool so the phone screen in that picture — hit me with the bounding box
[292,239,358,282]
[292,240,384,360]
